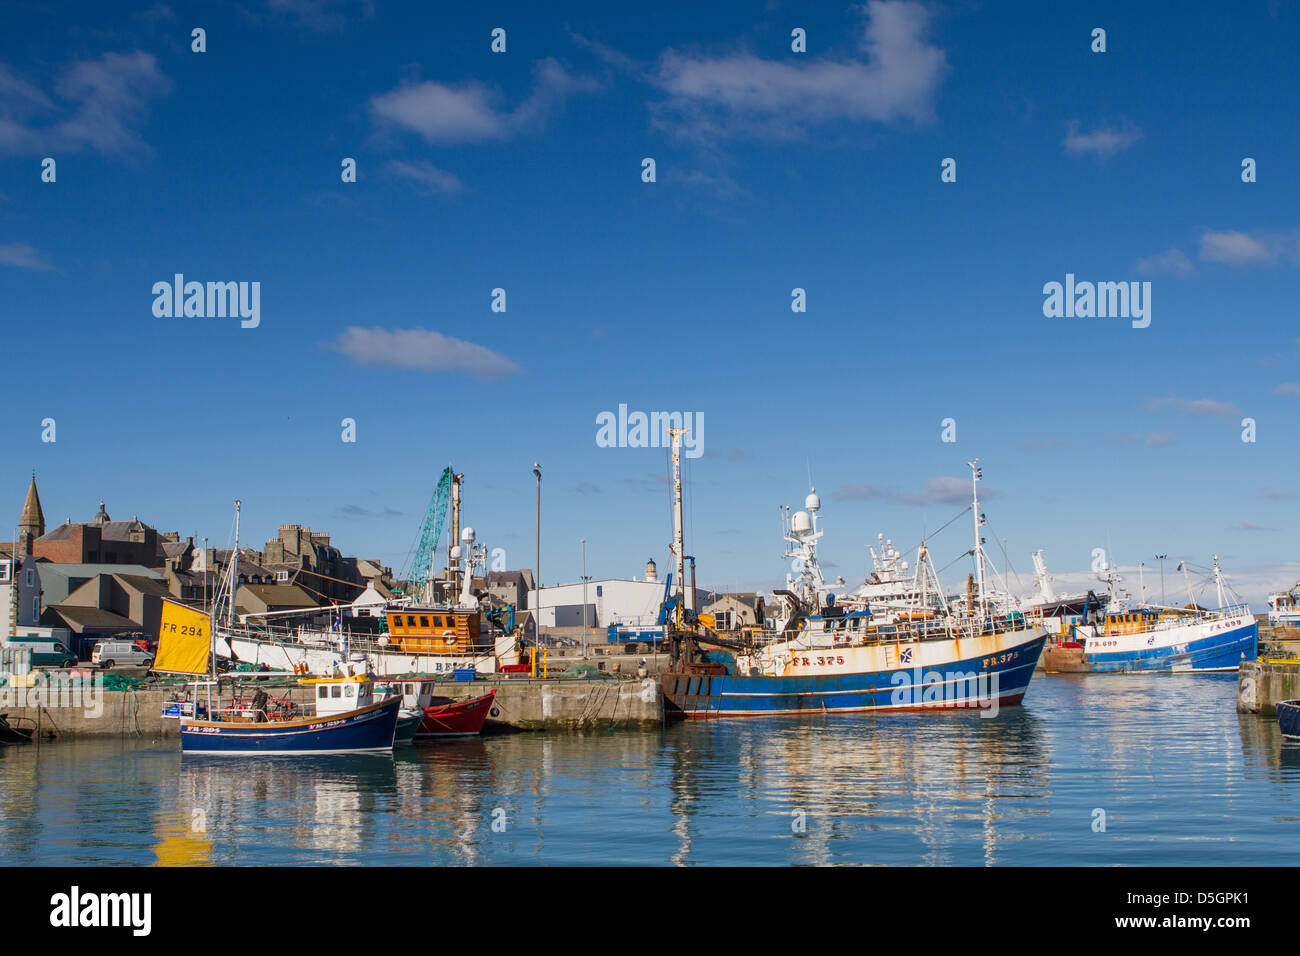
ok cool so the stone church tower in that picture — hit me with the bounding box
[18,474,45,558]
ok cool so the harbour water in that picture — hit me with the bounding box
[2,674,1297,866]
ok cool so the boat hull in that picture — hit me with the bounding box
[664,630,1047,718]
[416,690,496,739]
[180,696,400,755]
[1053,615,1256,674]
[395,710,422,746]
[1278,700,1300,740]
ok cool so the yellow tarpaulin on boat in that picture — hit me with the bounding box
[154,600,212,675]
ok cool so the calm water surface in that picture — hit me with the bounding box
[3,674,1299,865]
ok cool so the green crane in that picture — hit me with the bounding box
[405,466,453,604]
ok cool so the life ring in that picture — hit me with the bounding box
[443,630,457,645]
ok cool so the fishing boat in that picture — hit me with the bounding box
[1278,700,1300,740]
[181,670,400,756]
[0,713,34,745]
[159,501,400,755]
[216,469,529,678]
[1267,585,1300,629]
[376,677,496,739]
[661,444,1047,718]
[1041,558,1256,673]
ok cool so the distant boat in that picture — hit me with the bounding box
[1042,557,1256,674]
[1267,585,1300,628]
[1278,700,1300,740]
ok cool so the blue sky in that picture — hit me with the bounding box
[3,0,1300,606]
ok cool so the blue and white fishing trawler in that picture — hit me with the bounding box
[662,450,1047,718]
[1043,558,1256,673]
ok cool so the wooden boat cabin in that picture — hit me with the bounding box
[384,608,485,654]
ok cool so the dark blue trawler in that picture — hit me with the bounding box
[180,674,400,755]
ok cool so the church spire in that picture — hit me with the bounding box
[19,473,45,557]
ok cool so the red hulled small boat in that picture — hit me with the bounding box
[418,689,496,739]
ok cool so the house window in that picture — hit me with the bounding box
[32,597,39,619]
[26,570,34,587]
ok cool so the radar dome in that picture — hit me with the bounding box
[805,488,821,512]
[791,510,812,535]
[449,545,463,560]
[461,526,476,543]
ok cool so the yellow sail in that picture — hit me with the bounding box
[154,599,212,675]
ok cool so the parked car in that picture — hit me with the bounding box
[4,637,76,668]
[91,640,154,670]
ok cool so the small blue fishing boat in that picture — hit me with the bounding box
[1278,700,1300,740]
[181,672,400,755]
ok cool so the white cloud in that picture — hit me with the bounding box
[1136,247,1194,277]
[1062,119,1142,157]
[324,327,522,380]
[0,52,170,157]
[384,159,464,195]
[1142,395,1239,419]
[1198,228,1294,266]
[0,242,52,270]
[1275,383,1300,396]
[370,58,597,145]
[650,0,947,141]
[833,475,990,506]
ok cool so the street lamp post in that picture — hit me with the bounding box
[580,538,588,659]
[1156,554,1167,606]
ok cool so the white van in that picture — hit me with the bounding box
[91,641,154,669]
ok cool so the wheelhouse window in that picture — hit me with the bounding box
[318,686,328,699]
[406,615,417,627]
[419,616,429,627]
[331,686,342,698]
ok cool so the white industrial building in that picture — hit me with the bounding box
[527,559,710,628]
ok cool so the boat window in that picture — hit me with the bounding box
[331,686,342,698]
[345,684,355,698]
[421,683,431,694]
[432,616,444,627]
[406,616,417,626]
[318,686,328,699]
[419,616,429,627]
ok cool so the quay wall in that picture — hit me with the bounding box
[1,675,663,739]
[1237,659,1300,716]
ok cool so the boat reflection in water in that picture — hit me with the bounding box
[664,709,1050,866]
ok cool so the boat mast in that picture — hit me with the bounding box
[968,460,986,621]
[668,427,687,628]
[229,500,241,631]
[1213,555,1225,609]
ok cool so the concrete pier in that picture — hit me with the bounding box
[1237,659,1300,716]
[0,674,663,739]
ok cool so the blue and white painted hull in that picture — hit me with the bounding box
[180,696,400,755]
[1074,613,1256,673]
[664,627,1047,718]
